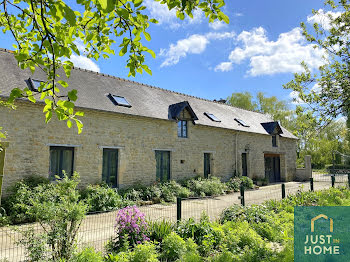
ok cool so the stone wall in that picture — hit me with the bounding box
[1,101,297,192]
[296,155,312,181]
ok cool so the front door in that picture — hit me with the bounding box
[242,153,248,176]
[102,148,118,187]
[264,155,281,183]
[204,153,211,178]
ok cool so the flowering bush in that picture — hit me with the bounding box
[108,206,149,252]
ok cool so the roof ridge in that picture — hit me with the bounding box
[0,47,266,115]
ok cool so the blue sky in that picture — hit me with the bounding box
[0,0,330,106]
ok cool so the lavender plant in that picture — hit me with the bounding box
[108,206,149,252]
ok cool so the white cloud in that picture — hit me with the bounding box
[70,54,100,72]
[214,62,233,72]
[209,20,227,30]
[160,35,208,67]
[144,0,203,29]
[160,31,235,67]
[216,26,325,76]
[234,12,243,17]
[206,31,235,40]
[289,91,305,105]
[307,9,342,30]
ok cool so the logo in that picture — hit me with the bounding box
[310,214,333,233]
[294,207,350,261]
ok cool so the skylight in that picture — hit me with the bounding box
[29,78,44,91]
[204,112,221,122]
[234,118,249,127]
[109,94,132,107]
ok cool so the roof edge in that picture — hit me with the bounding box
[0,47,272,117]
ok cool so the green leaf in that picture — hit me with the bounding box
[219,12,229,24]
[58,80,68,88]
[68,90,78,101]
[67,119,72,128]
[134,0,142,7]
[97,0,108,10]
[144,31,151,41]
[75,119,83,134]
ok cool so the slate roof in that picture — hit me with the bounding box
[0,48,297,139]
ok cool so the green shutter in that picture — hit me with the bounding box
[102,149,118,187]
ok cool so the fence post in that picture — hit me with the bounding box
[281,183,285,199]
[331,175,335,188]
[176,197,182,221]
[348,174,350,188]
[240,185,245,206]
[310,177,314,192]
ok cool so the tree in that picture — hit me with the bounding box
[0,0,228,133]
[226,92,257,111]
[284,0,350,127]
[226,91,348,168]
[226,91,293,128]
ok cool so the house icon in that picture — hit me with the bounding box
[311,214,333,232]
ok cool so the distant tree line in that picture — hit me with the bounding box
[226,91,349,169]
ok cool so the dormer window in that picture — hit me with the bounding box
[204,112,221,122]
[177,120,187,138]
[29,78,44,91]
[235,118,249,127]
[108,94,131,107]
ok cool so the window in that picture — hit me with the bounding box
[102,148,119,187]
[204,112,221,122]
[272,135,277,147]
[49,146,74,180]
[177,120,187,138]
[29,78,45,91]
[155,151,170,182]
[234,118,249,127]
[204,153,211,178]
[109,94,132,107]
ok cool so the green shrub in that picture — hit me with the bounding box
[3,181,39,224]
[148,219,174,242]
[21,175,50,188]
[220,205,274,224]
[185,177,228,196]
[141,185,162,202]
[107,242,159,262]
[226,177,241,192]
[120,188,143,202]
[16,173,88,261]
[209,250,239,262]
[161,232,187,261]
[239,176,254,189]
[2,175,50,224]
[132,242,159,262]
[81,184,127,212]
[176,215,225,256]
[159,181,192,202]
[72,247,104,262]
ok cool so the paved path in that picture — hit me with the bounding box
[0,181,337,261]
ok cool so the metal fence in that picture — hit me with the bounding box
[0,177,347,261]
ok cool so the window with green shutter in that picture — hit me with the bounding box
[155,151,171,182]
[102,148,119,187]
[49,146,74,180]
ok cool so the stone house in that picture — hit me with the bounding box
[0,48,298,193]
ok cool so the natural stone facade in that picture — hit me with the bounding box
[1,100,297,193]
